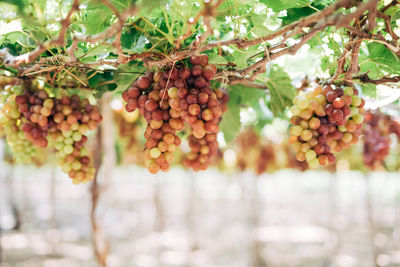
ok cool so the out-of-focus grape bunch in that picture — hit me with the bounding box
[113,108,145,165]
[122,54,229,173]
[362,110,400,170]
[289,84,365,169]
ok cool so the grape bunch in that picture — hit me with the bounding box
[182,87,229,170]
[256,144,276,175]
[183,132,218,171]
[0,91,43,163]
[122,71,183,173]
[0,77,102,184]
[47,95,102,184]
[289,85,365,168]
[122,54,228,173]
[362,110,400,169]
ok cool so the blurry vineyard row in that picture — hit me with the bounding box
[1,163,400,267]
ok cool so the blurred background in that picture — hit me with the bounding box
[2,158,400,267]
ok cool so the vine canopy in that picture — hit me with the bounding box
[0,0,400,142]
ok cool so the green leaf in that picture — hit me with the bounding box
[265,65,295,116]
[121,29,148,53]
[207,54,228,65]
[229,84,266,107]
[83,44,113,58]
[391,9,400,27]
[0,0,26,12]
[260,0,308,12]
[88,72,117,97]
[360,83,376,98]
[220,94,240,144]
[360,43,400,79]
[86,9,113,35]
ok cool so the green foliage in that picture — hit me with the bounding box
[360,43,400,79]
[220,92,241,144]
[264,65,296,116]
[360,83,377,98]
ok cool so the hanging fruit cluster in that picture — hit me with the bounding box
[0,81,44,163]
[363,110,400,169]
[0,79,102,184]
[113,109,144,165]
[122,54,229,173]
[289,85,365,168]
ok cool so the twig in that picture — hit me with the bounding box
[345,37,361,80]
[353,73,400,84]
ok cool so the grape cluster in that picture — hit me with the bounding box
[122,54,228,173]
[0,90,43,163]
[256,144,276,175]
[183,133,218,171]
[289,85,365,168]
[363,110,400,169]
[48,95,102,184]
[0,78,102,184]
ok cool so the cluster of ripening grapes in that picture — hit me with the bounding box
[289,85,365,168]
[122,54,229,173]
[0,81,43,163]
[363,110,400,169]
[0,80,102,184]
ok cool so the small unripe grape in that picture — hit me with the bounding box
[305,150,317,161]
[300,143,310,153]
[150,148,161,158]
[297,96,308,110]
[72,132,82,142]
[301,129,312,141]
[315,95,326,104]
[344,87,353,95]
[148,162,160,174]
[352,113,364,124]
[63,145,74,155]
[290,125,302,136]
[202,109,213,121]
[150,120,163,129]
[308,158,320,169]
[290,106,301,116]
[168,87,178,98]
[296,151,306,161]
[299,109,312,120]
[351,95,362,107]
[342,132,353,143]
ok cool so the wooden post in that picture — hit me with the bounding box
[90,93,115,267]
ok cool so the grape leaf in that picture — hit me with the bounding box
[360,43,400,79]
[207,54,228,65]
[220,93,241,144]
[260,0,308,12]
[121,29,148,53]
[360,83,376,98]
[265,65,295,116]
[229,84,266,107]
